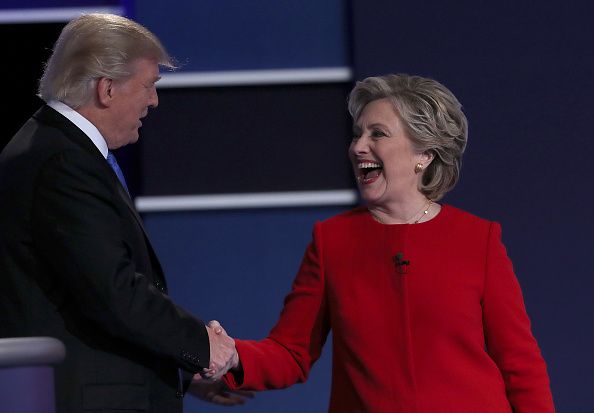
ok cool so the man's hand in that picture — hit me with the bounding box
[205,320,239,380]
[188,374,254,406]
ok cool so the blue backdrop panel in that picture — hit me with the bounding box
[134,0,350,71]
[350,1,594,411]
[143,206,351,412]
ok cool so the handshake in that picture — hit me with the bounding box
[204,319,239,380]
[188,320,254,406]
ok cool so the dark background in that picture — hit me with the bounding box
[1,1,592,412]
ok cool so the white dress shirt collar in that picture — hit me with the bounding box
[47,100,109,159]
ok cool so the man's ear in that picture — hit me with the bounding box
[96,77,113,106]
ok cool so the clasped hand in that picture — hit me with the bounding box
[188,320,253,406]
[204,320,239,380]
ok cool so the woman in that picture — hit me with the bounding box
[211,74,555,412]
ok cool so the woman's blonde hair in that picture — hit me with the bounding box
[348,73,468,201]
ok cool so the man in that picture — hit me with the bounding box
[0,13,237,412]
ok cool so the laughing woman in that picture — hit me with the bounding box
[211,73,555,412]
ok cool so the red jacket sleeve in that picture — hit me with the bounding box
[224,223,330,390]
[482,222,555,412]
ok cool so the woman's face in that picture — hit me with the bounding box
[349,98,428,206]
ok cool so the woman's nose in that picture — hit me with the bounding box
[350,135,369,155]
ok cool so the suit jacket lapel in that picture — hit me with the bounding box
[115,183,168,289]
[34,104,168,288]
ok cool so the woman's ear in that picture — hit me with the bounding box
[419,150,435,166]
[96,77,113,106]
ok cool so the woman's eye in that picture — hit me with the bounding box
[371,130,386,138]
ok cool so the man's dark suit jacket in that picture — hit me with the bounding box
[0,105,210,412]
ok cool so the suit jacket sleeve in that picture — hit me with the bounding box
[225,222,330,390]
[31,149,210,372]
[482,222,555,412]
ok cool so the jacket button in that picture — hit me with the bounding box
[176,391,183,398]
